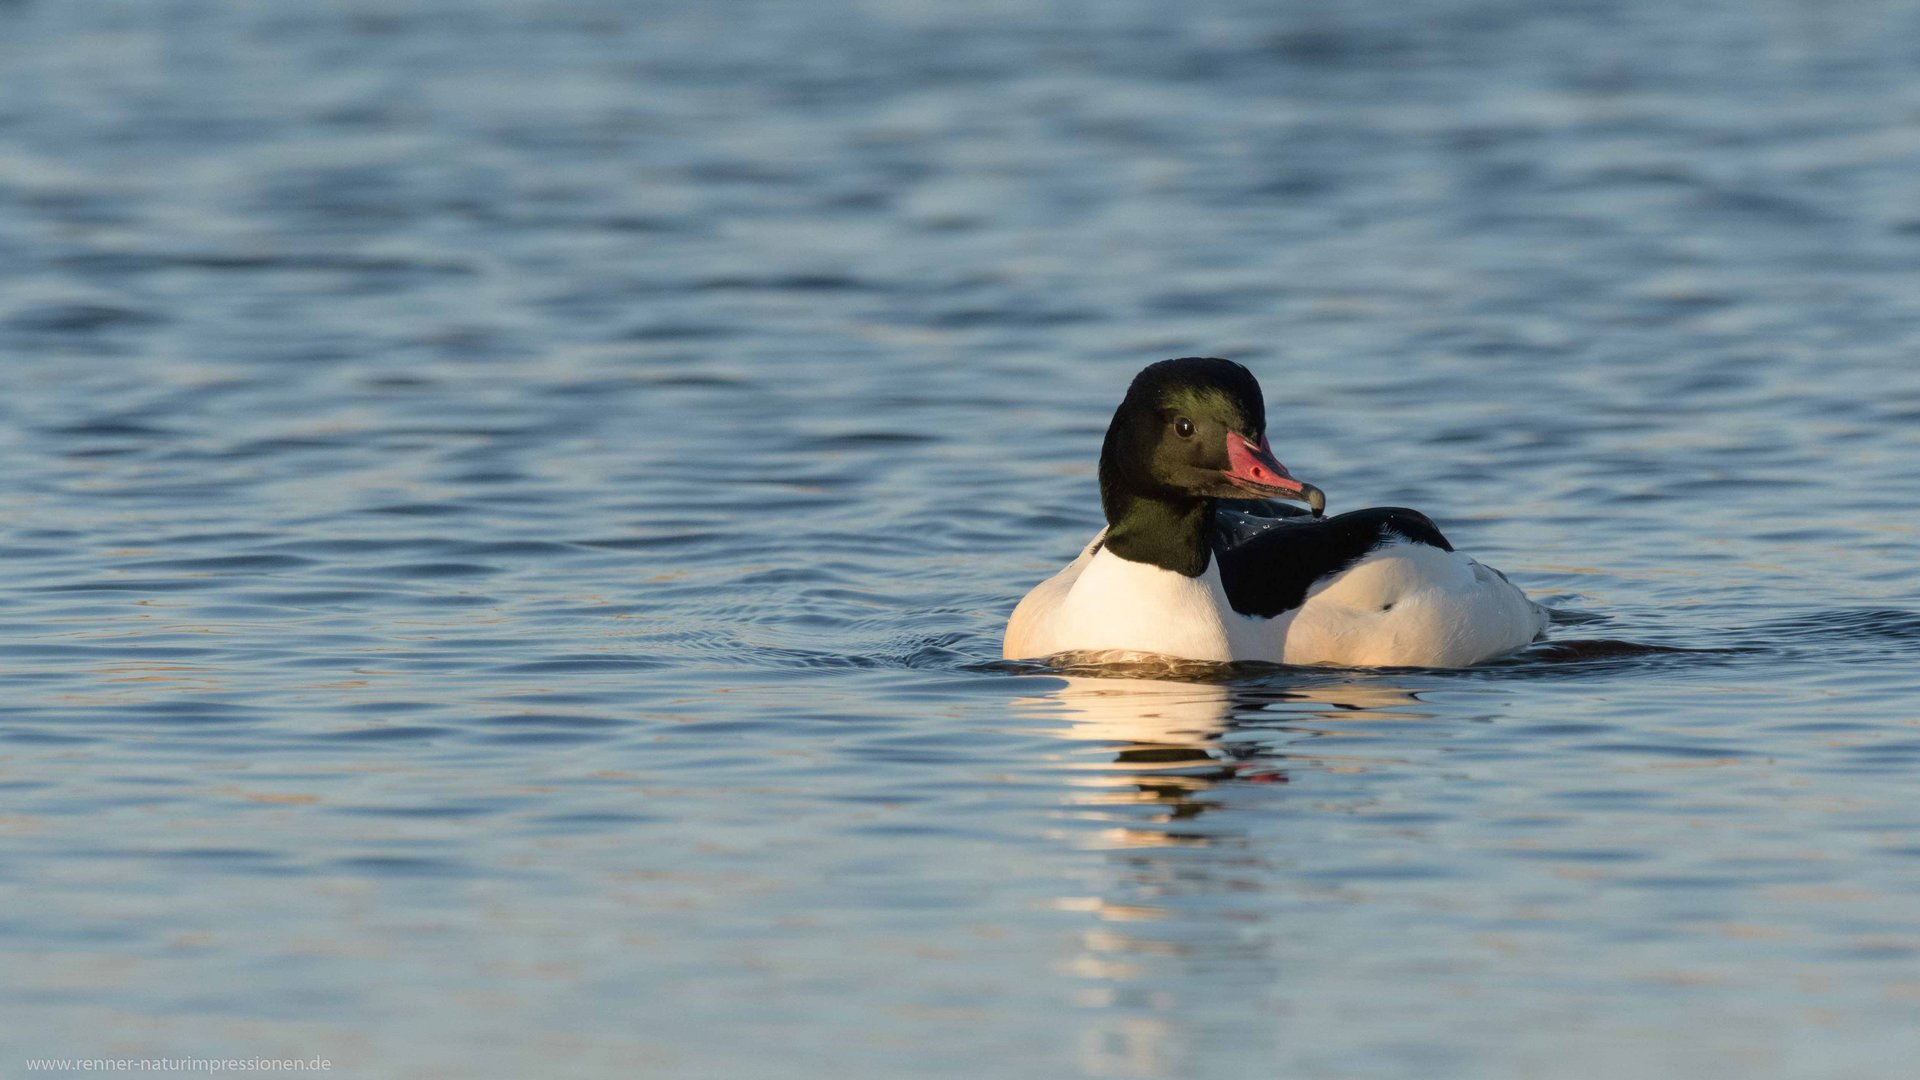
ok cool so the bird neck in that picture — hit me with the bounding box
[1101,489,1213,578]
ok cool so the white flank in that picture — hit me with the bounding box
[1005,533,1547,668]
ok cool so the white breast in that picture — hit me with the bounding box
[1005,533,1240,662]
[1004,534,1546,668]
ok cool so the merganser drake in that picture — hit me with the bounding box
[1004,357,1548,667]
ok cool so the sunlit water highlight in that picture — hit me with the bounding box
[3,1,1920,1077]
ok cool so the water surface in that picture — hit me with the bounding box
[3,1,1920,1077]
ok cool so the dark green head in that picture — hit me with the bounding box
[1098,357,1325,575]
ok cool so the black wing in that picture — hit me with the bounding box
[1211,506,1453,618]
[1212,499,1317,549]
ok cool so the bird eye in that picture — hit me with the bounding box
[1174,417,1195,438]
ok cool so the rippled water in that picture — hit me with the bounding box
[4,1,1920,1076]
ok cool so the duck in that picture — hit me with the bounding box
[1004,357,1548,668]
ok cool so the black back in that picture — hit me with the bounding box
[1211,506,1453,617]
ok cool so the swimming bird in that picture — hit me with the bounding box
[1004,357,1547,667]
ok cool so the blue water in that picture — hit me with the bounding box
[4,1,1920,1076]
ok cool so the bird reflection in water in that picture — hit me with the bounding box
[1015,659,1434,842]
[1011,663,1436,1078]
